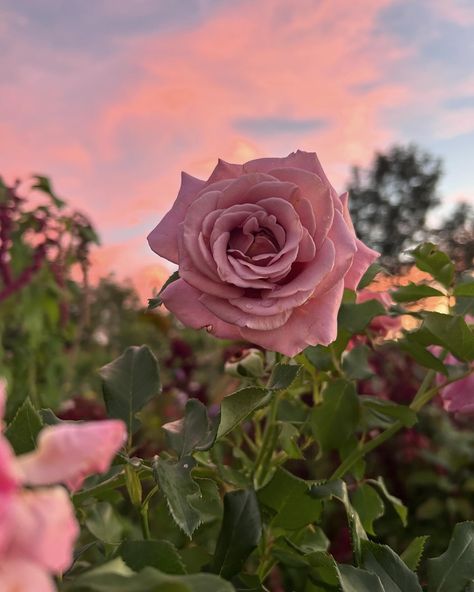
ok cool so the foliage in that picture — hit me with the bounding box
[1,175,474,591]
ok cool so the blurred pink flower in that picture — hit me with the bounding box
[430,348,474,415]
[0,380,126,591]
[18,420,126,491]
[440,372,474,414]
[149,150,378,356]
[436,352,474,415]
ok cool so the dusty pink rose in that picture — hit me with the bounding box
[148,151,378,356]
[356,290,401,336]
[0,381,126,591]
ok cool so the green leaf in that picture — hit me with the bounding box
[31,174,66,208]
[360,397,418,428]
[85,502,123,544]
[217,387,270,439]
[342,344,374,380]
[391,283,444,303]
[352,484,385,536]
[399,338,448,375]
[287,526,330,554]
[118,540,186,575]
[100,345,161,434]
[267,363,301,390]
[310,480,367,564]
[232,574,269,591]
[410,243,455,288]
[337,564,384,592]
[304,345,334,371]
[278,423,304,459]
[367,477,407,527]
[148,271,180,309]
[401,536,429,572]
[39,408,63,425]
[338,299,386,334]
[454,281,474,297]
[69,562,235,591]
[4,397,43,454]
[427,521,474,592]
[422,312,474,362]
[361,541,423,591]
[163,399,218,458]
[455,296,474,317]
[306,551,341,587]
[211,489,262,579]
[258,468,322,529]
[311,380,360,453]
[357,263,385,290]
[153,457,202,538]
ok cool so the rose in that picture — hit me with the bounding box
[148,151,378,356]
[433,352,474,416]
[0,380,126,591]
[438,369,474,415]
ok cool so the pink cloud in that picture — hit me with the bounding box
[1,0,470,296]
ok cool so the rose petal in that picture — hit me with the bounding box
[4,488,79,572]
[339,192,379,290]
[243,180,299,205]
[440,372,474,415]
[207,158,244,182]
[269,238,335,298]
[160,279,242,340]
[240,280,344,356]
[296,228,316,262]
[18,421,126,491]
[0,378,6,427]
[179,231,244,298]
[0,437,20,494]
[0,559,56,592]
[344,238,379,291]
[216,173,279,209]
[147,172,206,263]
[311,211,357,298]
[200,293,292,330]
[269,168,334,248]
[243,150,323,176]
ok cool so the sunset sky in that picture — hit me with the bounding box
[1,0,474,301]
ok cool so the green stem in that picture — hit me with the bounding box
[330,367,473,481]
[139,485,159,540]
[140,507,151,539]
[253,391,281,488]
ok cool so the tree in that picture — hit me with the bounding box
[434,202,474,273]
[347,145,442,271]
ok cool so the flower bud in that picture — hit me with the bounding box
[225,348,265,378]
[125,464,143,507]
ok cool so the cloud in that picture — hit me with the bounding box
[234,116,329,136]
[444,96,474,110]
[1,0,473,290]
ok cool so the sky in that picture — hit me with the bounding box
[1,0,474,301]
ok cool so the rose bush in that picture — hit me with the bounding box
[148,151,378,355]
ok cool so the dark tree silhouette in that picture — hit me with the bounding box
[434,202,474,273]
[347,145,442,271]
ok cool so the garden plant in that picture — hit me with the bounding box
[0,151,473,591]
